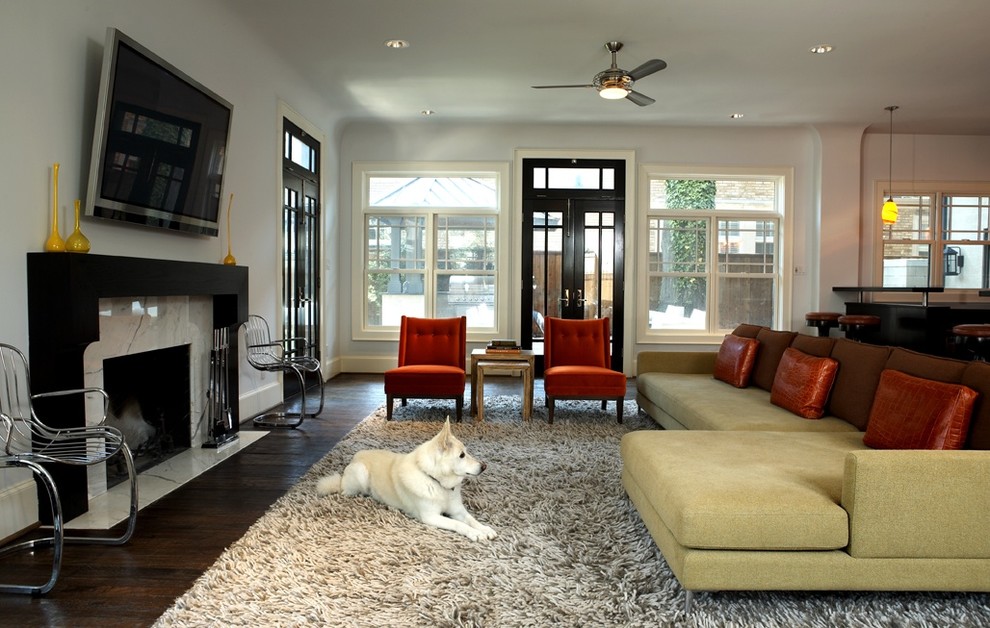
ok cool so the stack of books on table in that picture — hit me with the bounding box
[485,339,521,354]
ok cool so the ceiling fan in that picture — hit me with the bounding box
[532,41,667,106]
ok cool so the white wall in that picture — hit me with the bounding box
[859,133,990,291]
[337,124,990,370]
[336,121,826,368]
[813,125,869,313]
[0,0,339,538]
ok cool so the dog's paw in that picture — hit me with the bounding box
[461,529,487,542]
[474,524,497,541]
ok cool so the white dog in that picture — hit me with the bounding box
[316,418,497,541]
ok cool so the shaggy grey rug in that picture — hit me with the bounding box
[155,398,990,627]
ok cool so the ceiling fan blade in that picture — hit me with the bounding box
[626,90,655,106]
[627,59,667,81]
[531,84,595,89]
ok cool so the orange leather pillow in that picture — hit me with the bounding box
[864,369,978,450]
[713,335,760,388]
[770,348,839,419]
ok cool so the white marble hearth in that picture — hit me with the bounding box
[67,431,267,530]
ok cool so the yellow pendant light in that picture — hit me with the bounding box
[881,105,899,225]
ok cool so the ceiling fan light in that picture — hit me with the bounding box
[598,74,630,99]
[599,86,629,99]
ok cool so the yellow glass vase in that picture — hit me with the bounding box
[222,192,236,265]
[44,162,65,252]
[65,199,91,253]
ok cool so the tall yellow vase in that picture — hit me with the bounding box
[222,193,236,265]
[44,162,66,252]
[65,199,91,253]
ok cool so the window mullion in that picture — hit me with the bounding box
[932,192,946,287]
[424,212,435,318]
[707,217,718,334]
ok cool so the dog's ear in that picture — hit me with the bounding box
[435,417,453,451]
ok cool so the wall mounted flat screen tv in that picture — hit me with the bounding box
[86,28,233,237]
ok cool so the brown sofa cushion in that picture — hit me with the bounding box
[790,334,836,357]
[885,347,968,383]
[713,335,760,388]
[771,348,839,419]
[827,339,891,430]
[732,323,764,339]
[962,361,990,450]
[751,328,798,391]
[864,369,977,450]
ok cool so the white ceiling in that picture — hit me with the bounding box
[222,0,990,135]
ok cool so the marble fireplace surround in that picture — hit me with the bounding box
[83,295,211,502]
[26,253,249,522]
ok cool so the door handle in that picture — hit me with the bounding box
[559,288,571,307]
[574,289,585,308]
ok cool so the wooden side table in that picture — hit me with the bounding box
[470,349,535,422]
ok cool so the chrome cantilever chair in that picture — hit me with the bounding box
[0,342,138,595]
[243,315,325,428]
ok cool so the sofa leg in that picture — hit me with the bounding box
[684,590,695,614]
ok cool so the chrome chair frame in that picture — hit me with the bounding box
[0,343,137,595]
[243,315,325,428]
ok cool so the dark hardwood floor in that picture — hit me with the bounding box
[2,374,636,627]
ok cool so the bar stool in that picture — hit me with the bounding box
[805,312,842,337]
[838,314,881,342]
[952,324,990,361]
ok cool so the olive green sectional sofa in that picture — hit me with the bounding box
[622,324,990,608]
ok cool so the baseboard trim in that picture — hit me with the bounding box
[237,381,283,424]
[340,355,395,374]
[0,476,40,542]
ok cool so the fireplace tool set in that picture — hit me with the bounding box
[203,326,238,448]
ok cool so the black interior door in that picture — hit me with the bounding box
[282,119,321,400]
[521,158,625,374]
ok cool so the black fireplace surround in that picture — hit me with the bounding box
[26,252,249,521]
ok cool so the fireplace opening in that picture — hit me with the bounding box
[103,345,192,487]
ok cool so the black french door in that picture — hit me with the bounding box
[521,158,625,373]
[282,119,321,400]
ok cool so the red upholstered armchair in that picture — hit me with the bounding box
[384,316,467,421]
[543,317,626,424]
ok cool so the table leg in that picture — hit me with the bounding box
[475,364,485,423]
[470,356,478,415]
[522,364,533,421]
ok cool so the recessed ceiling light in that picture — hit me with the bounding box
[730,113,744,119]
[421,109,436,116]
[809,44,833,54]
[384,39,409,49]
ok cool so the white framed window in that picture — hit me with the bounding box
[352,162,509,340]
[877,182,990,291]
[638,165,790,342]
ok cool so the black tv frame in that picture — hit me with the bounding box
[85,28,233,237]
